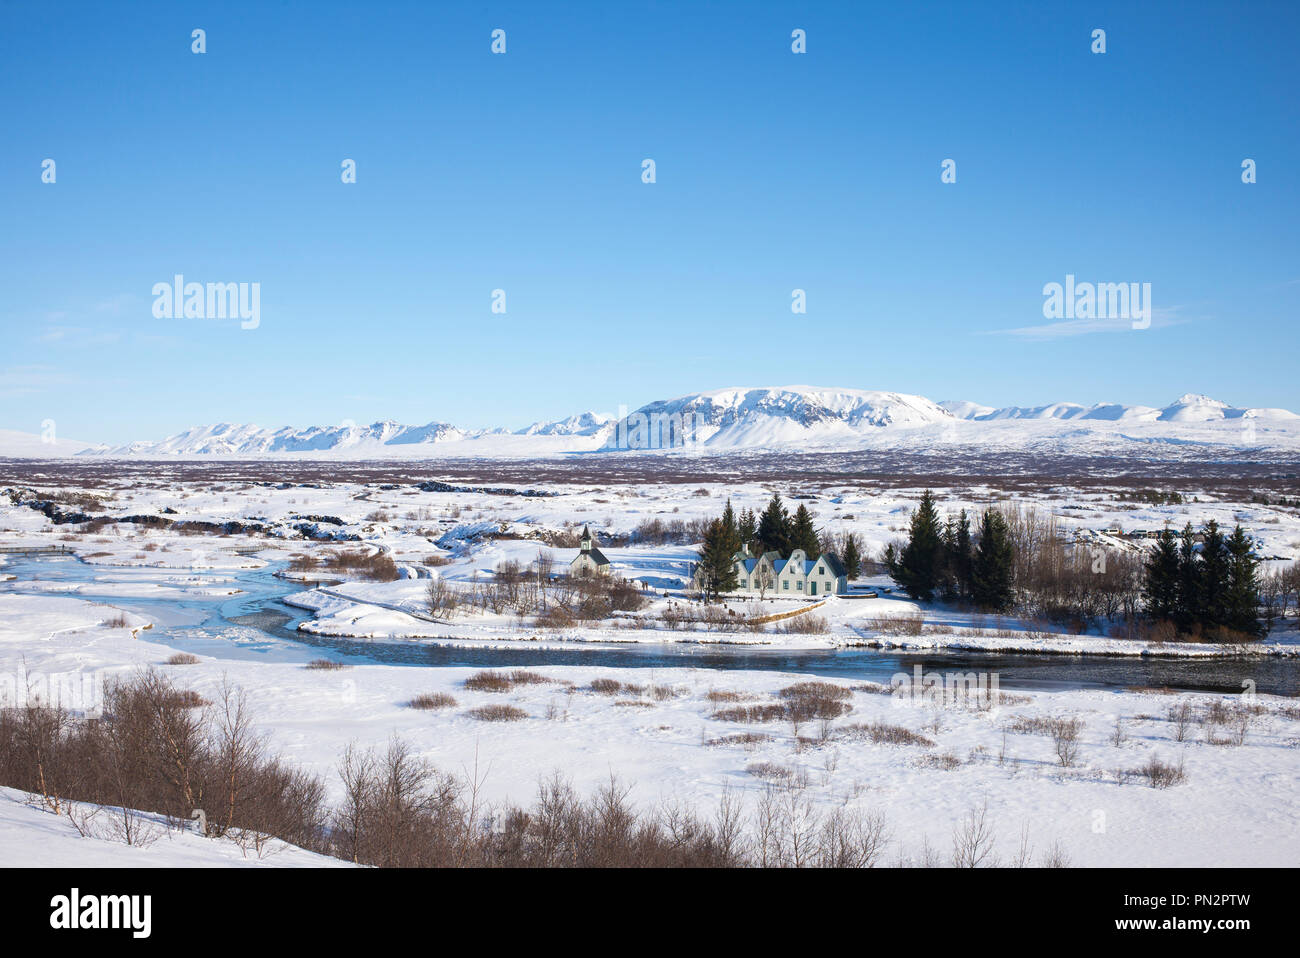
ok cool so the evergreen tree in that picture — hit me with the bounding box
[887,489,946,602]
[738,508,758,549]
[696,518,739,600]
[1141,528,1181,622]
[953,509,973,601]
[1199,520,1229,630]
[757,494,792,555]
[721,498,737,538]
[939,518,959,601]
[790,504,820,558]
[841,534,861,581]
[970,509,1015,612]
[1175,523,1202,631]
[1223,524,1262,637]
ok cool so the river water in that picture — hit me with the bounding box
[2,556,1296,695]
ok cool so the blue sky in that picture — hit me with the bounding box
[2,0,1297,444]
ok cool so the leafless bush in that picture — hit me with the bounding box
[952,799,997,867]
[409,693,458,710]
[706,689,745,703]
[919,752,962,771]
[1137,755,1187,789]
[712,704,788,723]
[1048,717,1083,767]
[324,549,400,581]
[425,578,461,618]
[166,653,201,665]
[465,704,528,722]
[464,670,553,693]
[1168,702,1194,742]
[305,659,349,671]
[838,722,935,747]
[773,614,829,635]
[706,732,774,748]
[865,614,924,637]
[0,669,328,854]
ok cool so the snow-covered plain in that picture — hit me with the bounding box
[1,465,1298,866]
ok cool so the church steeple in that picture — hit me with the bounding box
[580,525,592,553]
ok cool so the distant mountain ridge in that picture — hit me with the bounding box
[3,386,1297,459]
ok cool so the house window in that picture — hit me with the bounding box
[782,581,789,590]
[797,581,803,590]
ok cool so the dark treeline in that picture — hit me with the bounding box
[884,491,1016,614]
[884,491,1270,639]
[1142,521,1265,640]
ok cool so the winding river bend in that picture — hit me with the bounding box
[3,556,1296,696]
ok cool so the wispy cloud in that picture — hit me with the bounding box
[31,294,138,348]
[983,307,1185,341]
[0,364,78,398]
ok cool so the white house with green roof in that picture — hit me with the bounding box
[692,545,848,597]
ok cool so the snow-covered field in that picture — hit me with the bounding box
[1,463,1297,866]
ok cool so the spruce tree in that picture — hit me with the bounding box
[842,534,861,581]
[1223,524,1262,637]
[721,499,737,538]
[790,504,820,557]
[970,508,1015,612]
[738,508,758,549]
[696,518,739,600]
[953,509,973,601]
[757,494,792,555]
[1176,523,1202,631]
[1199,520,1229,630]
[888,489,946,601]
[1142,528,1181,622]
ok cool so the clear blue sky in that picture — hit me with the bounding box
[2,0,1297,444]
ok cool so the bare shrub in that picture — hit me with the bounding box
[773,614,830,635]
[425,578,460,618]
[1048,717,1083,767]
[1137,755,1187,789]
[838,722,935,747]
[866,613,924,637]
[166,653,201,665]
[919,752,962,771]
[322,548,400,581]
[952,799,997,867]
[706,732,774,747]
[305,659,349,671]
[711,704,788,723]
[409,693,457,710]
[1168,702,1194,742]
[706,689,745,703]
[463,671,513,692]
[465,704,528,722]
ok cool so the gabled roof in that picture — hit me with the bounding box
[820,553,847,578]
[584,546,610,566]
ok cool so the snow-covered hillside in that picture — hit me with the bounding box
[5,386,1299,459]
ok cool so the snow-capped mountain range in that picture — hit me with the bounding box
[4,387,1298,459]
